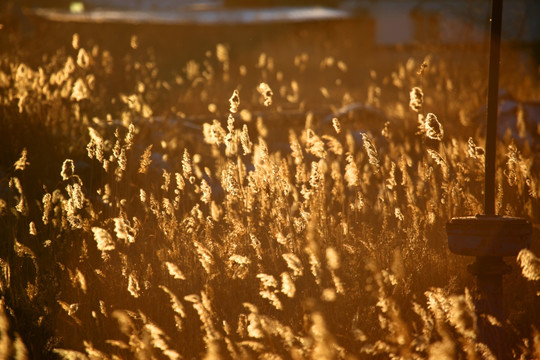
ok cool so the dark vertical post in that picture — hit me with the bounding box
[484,0,503,215]
[447,4,531,358]
[480,1,507,357]
[469,255,511,359]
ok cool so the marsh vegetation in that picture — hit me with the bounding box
[0,18,539,359]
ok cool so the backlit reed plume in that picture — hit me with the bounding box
[409,86,423,112]
[229,89,240,113]
[361,133,380,170]
[13,148,29,171]
[332,117,341,134]
[257,82,273,106]
[424,113,444,141]
[61,159,74,180]
[138,145,153,174]
[517,249,540,281]
[91,227,115,256]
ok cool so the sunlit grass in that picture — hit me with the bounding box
[0,31,539,359]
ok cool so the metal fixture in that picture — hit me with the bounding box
[446,0,532,358]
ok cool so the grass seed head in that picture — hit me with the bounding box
[13,148,29,171]
[361,133,380,170]
[257,82,273,106]
[517,249,540,281]
[409,86,424,112]
[425,113,444,141]
[91,227,115,252]
[76,48,90,69]
[229,89,240,113]
[332,117,341,134]
[61,159,75,180]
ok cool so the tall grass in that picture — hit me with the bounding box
[0,32,539,359]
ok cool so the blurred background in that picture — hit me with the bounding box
[2,0,539,67]
[2,0,539,146]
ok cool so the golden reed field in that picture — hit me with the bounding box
[0,9,539,360]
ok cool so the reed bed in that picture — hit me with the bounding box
[0,31,539,359]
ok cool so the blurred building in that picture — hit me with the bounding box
[27,0,540,47]
[350,0,540,46]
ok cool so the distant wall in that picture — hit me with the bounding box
[362,0,540,46]
[26,0,539,45]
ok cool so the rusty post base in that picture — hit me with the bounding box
[446,216,531,358]
[468,256,512,360]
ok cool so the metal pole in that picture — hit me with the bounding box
[469,256,511,359]
[484,0,503,215]
[479,2,508,357]
[447,4,532,358]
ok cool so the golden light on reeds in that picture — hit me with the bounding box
[0,26,538,360]
[424,113,444,141]
[257,82,273,107]
[229,89,240,114]
[409,86,424,112]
